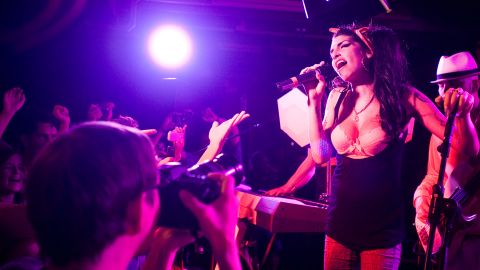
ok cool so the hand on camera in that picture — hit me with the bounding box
[142,227,196,270]
[179,173,239,260]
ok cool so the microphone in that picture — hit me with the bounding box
[276,64,331,91]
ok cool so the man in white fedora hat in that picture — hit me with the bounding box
[431,51,480,84]
[414,51,480,269]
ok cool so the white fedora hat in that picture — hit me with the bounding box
[431,51,480,83]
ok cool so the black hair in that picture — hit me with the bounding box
[333,24,410,138]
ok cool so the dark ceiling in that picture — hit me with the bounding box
[1,0,478,52]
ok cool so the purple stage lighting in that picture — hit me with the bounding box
[148,25,193,69]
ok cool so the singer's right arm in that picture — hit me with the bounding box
[308,89,337,165]
[302,65,337,165]
[300,63,335,165]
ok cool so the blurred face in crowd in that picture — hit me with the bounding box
[438,77,473,96]
[29,122,57,154]
[0,153,25,195]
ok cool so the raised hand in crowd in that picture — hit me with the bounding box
[197,111,249,164]
[168,125,186,161]
[0,87,26,138]
[52,105,70,134]
[87,104,103,121]
[157,125,187,167]
[3,87,26,115]
[102,101,115,121]
[202,107,244,145]
[208,110,248,146]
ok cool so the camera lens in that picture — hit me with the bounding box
[157,154,244,229]
[187,154,244,186]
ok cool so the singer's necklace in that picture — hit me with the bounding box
[353,94,375,122]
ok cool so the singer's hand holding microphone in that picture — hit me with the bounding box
[275,61,330,104]
[300,61,327,104]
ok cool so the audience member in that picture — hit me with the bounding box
[0,87,25,139]
[0,144,25,204]
[26,122,242,270]
[20,115,57,170]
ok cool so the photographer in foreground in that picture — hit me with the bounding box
[25,122,241,270]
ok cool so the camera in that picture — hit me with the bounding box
[157,154,244,230]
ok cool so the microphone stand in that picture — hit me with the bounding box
[424,102,460,270]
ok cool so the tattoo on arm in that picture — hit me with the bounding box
[319,138,333,156]
[413,91,431,103]
[411,90,446,127]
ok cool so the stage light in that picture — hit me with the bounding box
[148,25,193,69]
